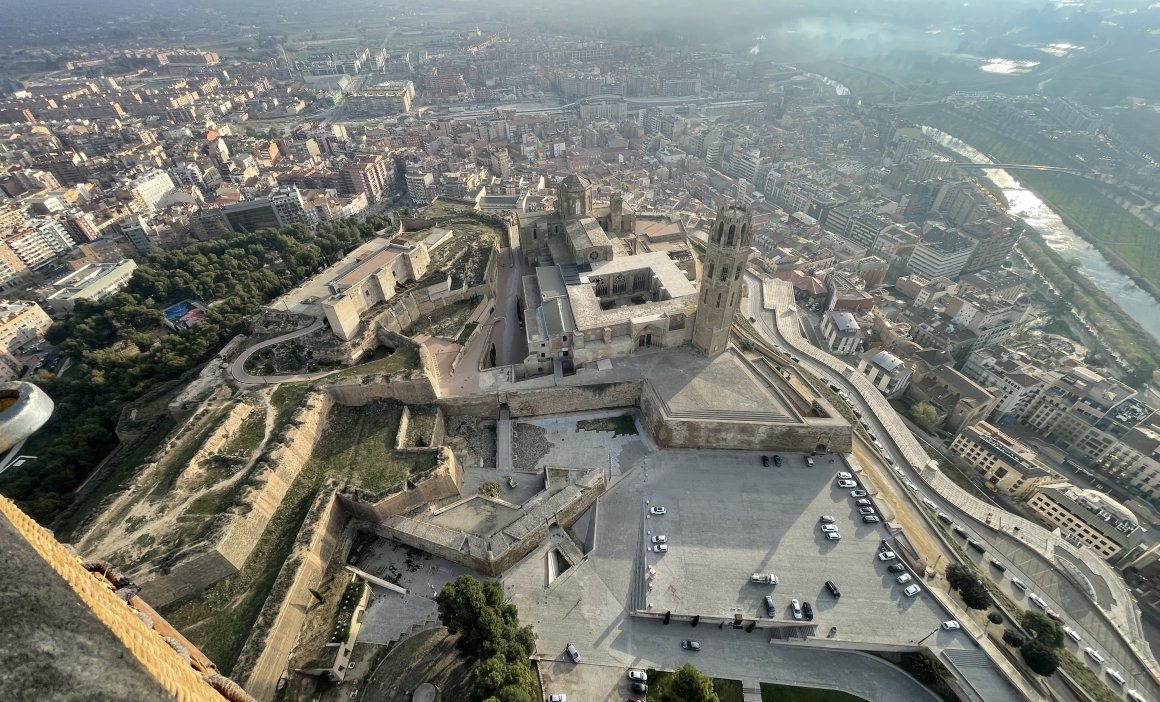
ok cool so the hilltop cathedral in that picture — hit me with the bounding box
[517,174,754,375]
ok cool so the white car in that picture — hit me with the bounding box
[942,620,961,631]
[1085,647,1105,664]
[651,535,667,543]
[827,532,842,541]
[791,599,803,620]
[1029,593,1047,609]
[903,584,922,597]
[836,471,853,479]
[1064,627,1082,643]
[878,551,897,561]
[819,515,836,524]
[548,695,567,702]
[821,524,839,533]
[628,670,647,682]
[650,506,666,515]
[837,479,857,488]
[897,573,912,584]
[850,490,868,498]
[894,466,905,476]
[905,481,919,491]
[652,544,668,553]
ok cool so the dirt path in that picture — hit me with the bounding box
[78,390,278,567]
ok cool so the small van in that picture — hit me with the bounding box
[1107,670,1126,686]
[826,580,841,599]
[805,456,815,467]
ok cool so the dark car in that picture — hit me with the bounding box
[829,383,841,392]
[952,525,969,538]
[631,682,649,694]
[802,601,814,620]
[681,639,701,651]
[990,558,1007,572]
[761,455,770,467]
[825,580,841,599]
[772,454,782,467]
[887,563,906,573]
[764,595,776,617]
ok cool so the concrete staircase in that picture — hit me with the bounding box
[496,403,512,475]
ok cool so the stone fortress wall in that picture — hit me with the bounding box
[137,391,334,607]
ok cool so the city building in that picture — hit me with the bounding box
[949,421,1054,498]
[1025,484,1139,560]
[907,363,998,433]
[855,348,912,398]
[819,310,862,356]
[0,299,52,351]
[42,259,138,313]
[221,187,314,233]
[116,169,177,213]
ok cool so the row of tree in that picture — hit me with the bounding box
[0,217,389,526]
[435,576,539,702]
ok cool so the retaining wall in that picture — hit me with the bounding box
[137,391,333,607]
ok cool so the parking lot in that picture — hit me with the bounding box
[584,448,949,645]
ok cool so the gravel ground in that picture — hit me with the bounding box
[445,415,496,468]
[512,423,551,473]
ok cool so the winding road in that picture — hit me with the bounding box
[230,318,339,385]
[744,272,1160,698]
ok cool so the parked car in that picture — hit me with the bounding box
[878,551,897,561]
[855,498,872,506]
[649,506,666,515]
[682,640,700,651]
[751,573,779,585]
[761,455,770,467]
[862,515,880,523]
[821,524,839,533]
[903,584,922,597]
[791,599,803,620]
[651,535,667,543]
[652,544,668,553]
[819,515,836,524]
[548,695,567,702]
[826,580,841,598]
[764,595,776,617]
[942,621,961,631]
[850,490,868,498]
[837,479,857,488]
[773,454,782,466]
[802,601,813,620]
[631,682,649,694]
[1065,627,1083,643]
[1012,578,1027,591]
[829,383,841,392]
[826,532,842,541]
[1029,593,1047,609]
[952,525,969,538]
[897,573,912,584]
[990,558,1007,572]
[1084,647,1105,664]
[628,670,647,682]
[566,643,581,663]
[905,481,919,491]
[858,507,875,515]
[837,471,853,479]
[888,564,906,573]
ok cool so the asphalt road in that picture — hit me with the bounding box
[743,275,1160,698]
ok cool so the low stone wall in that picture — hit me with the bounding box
[235,485,351,702]
[639,381,851,453]
[371,470,605,576]
[174,402,255,493]
[137,391,333,607]
[436,380,644,420]
[324,372,438,406]
[338,447,462,522]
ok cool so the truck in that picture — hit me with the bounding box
[751,573,779,585]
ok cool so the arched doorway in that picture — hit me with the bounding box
[634,326,662,351]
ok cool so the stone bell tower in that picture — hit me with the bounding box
[692,201,753,357]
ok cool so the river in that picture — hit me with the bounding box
[921,127,1160,344]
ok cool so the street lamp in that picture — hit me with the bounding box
[915,625,941,645]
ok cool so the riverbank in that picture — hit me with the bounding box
[910,105,1160,303]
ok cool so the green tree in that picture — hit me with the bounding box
[945,564,990,610]
[1002,630,1025,648]
[472,655,537,702]
[1019,610,1064,649]
[660,664,719,702]
[436,576,535,662]
[911,402,940,429]
[904,654,946,686]
[478,481,501,498]
[1020,639,1060,676]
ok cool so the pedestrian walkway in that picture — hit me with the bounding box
[747,272,1160,683]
